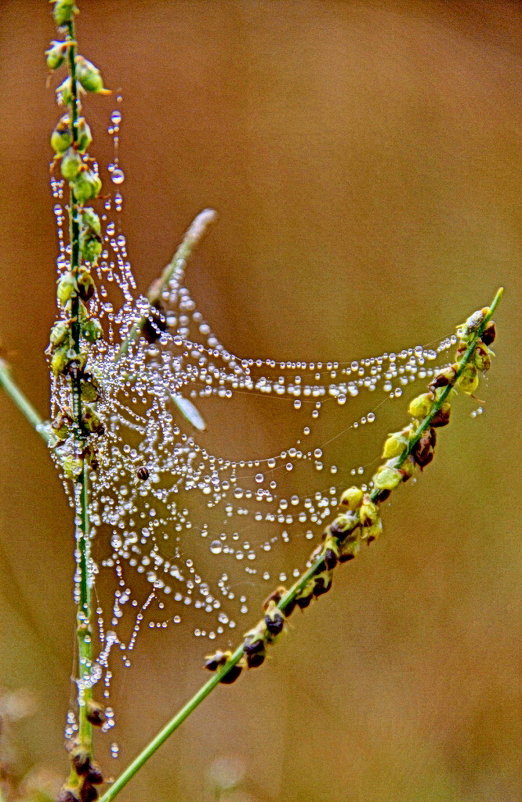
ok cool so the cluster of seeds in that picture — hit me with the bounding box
[203,304,498,684]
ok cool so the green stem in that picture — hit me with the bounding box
[116,208,217,359]
[0,359,49,442]
[99,288,502,802]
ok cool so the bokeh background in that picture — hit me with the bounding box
[0,1,520,800]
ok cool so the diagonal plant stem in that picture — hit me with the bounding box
[99,287,503,802]
[0,359,49,442]
[116,208,217,360]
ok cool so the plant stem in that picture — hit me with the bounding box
[0,359,49,442]
[64,16,94,764]
[116,208,217,359]
[99,287,503,802]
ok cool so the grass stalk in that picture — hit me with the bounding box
[99,287,503,802]
[0,359,49,442]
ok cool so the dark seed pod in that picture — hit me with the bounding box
[429,365,457,391]
[136,466,150,481]
[373,488,391,503]
[81,784,99,802]
[71,747,91,776]
[264,610,285,637]
[203,650,229,672]
[86,761,104,785]
[295,582,314,609]
[244,637,266,668]
[480,321,496,345]
[312,571,333,598]
[86,699,106,727]
[282,596,297,617]
[431,405,451,428]
[262,586,287,610]
[141,303,168,343]
[219,664,242,684]
[412,428,436,469]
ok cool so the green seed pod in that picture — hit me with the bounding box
[408,392,433,420]
[339,485,363,511]
[60,147,82,180]
[359,496,379,527]
[49,320,70,347]
[457,365,479,395]
[50,115,72,154]
[381,428,409,459]
[82,405,104,434]
[81,379,101,403]
[474,342,492,372]
[72,169,101,203]
[63,456,83,481]
[372,464,402,491]
[53,0,78,25]
[50,346,70,376]
[339,535,361,563]
[82,318,103,343]
[361,518,383,544]
[57,272,77,306]
[45,40,69,70]
[55,76,73,106]
[76,117,93,153]
[75,55,110,94]
[81,207,101,236]
[77,269,96,301]
[80,231,102,264]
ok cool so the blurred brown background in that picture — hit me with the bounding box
[0,1,521,800]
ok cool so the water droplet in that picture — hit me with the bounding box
[111,168,125,185]
[209,540,222,555]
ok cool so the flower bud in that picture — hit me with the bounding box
[50,320,70,347]
[204,650,230,672]
[55,76,73,106]
[53,0,78,25]
[72,169,101,203]
[75,55,110,94]
[77,269,95,301]
[264,602,285,637]
[328,513,357,538]
[361,518,383,544]
[81,379,101,403]
[50,115,72,154]
[339,486,363,511]
[457,365,479,395]
[295,580,314,609]
[408,392,433,420]
[63,456,83,481]
[429,365,457,391]
[45,40,70,70]
[219,664,243,684]
[51,345,70,376]
[263,586,287,610]
[321,535,340,570]
[312,569,333,598]
[359,496,379,527]
[86,761,104,784]
[51,409,72,440]
[243,632,266,668]
[86,700,105,727]
[81,318,103,343]
[82,405,104,435]
[60,147,82,180]
[430,403,451,428]
[81,207,101,236]
[57,272,77,306]
[339,535,361,563]
[71,746,91,776]
[372,464,402,491]
[80,231,102,264]
[76,117,93,153]
[474,342,492,372]
[381,428,409,459]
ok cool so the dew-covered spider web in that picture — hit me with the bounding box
[49,102,465,739]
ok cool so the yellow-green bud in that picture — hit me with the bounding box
[372,465,402,491]
[81,207,101,236]
[63,456,83,481]
[361,518,383,544]
[382,428,409,459]
[50,115,72,154]
[75,55,110,94]
[55,76,73,106]
[50,345,69,376]
[408,392,433,420]
[82,405,104,434]
[81,379,100,403]
[80,231,102,264]
[82,318,103,343]
[77,269,95,301]
[57,272,77,306]
[76,118,93,153]
[457,364,479,395]
[339,486,363,511]
[474,342,492,372]
[339,536,361,563]
[45,40,69,70]
[49,320,70,347]
[53,0,77,26]
[60,147,82,181]
[359,496,379,527]
[72,169,101,203]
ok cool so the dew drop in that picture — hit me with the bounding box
[209,541,222,555]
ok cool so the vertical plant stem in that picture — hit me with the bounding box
[64,17,94,760]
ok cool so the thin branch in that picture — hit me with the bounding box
[0,359,49,442]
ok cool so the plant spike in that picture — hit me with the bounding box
[98,289,503,802]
